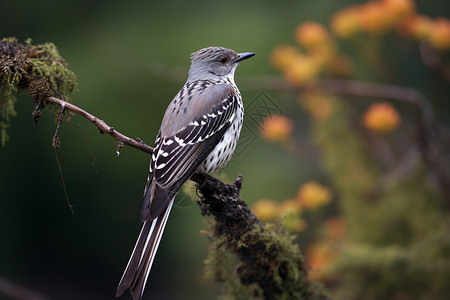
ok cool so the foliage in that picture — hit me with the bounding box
[252,0,450,299]
[0,37,77,145]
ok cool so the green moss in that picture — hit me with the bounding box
[25,39,77,99]
[202,219,329,300]
[0,37,78,145]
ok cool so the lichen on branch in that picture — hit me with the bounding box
[195,174,329,300]
[0,37,78,145]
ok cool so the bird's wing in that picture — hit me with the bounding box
[141,83,238,221]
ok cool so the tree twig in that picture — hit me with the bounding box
[46,97,154,155]
[44,97,212,184]
[145,62,433,120]
[240,76,432,120]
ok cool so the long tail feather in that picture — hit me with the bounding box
[116,200,174,299]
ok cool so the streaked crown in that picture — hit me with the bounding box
[190,47,239,62]
[187,46,254,82]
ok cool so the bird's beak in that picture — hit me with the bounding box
[234,52,255,63]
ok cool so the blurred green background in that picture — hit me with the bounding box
[1,0,450,299]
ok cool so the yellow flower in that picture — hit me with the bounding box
[295,22,331,49]
[252,199,278,222]
[284,54,319,84]
[363,102,401,133]
[296,181,333,210]
[399,14,434,40]
[360,1,392,34]
[270,45,300,71]
[330,6,362,38]
[260,115,294,143]
[430,18,450,50]
[332,0,413,37]
[381,0,415,22]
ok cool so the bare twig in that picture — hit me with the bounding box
[44,97,214,186]
[47,97,154,155]
[52,103,65,149]
[313,79,433,124]
[145,62,432,116]
[147,63,435,124]
[240,76,433,121]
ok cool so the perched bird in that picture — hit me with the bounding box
[116,47,255,300]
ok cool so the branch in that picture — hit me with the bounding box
[241,76,432,120]
[147,63,435,128]
[145,61,433,122]
[46,97,154,155]
[195,173,329,300]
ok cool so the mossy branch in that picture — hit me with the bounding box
[0,37,153,155]
[194,173,329,300]
[0,37,77,145]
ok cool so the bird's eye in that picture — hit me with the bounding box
[219,56,227,64]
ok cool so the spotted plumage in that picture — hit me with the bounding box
[116,47,254,300]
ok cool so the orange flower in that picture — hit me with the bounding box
[381,0,415,22]
[295,22,331,49]
[270,45,300,71]
[284,54,319,84]
[363,102,401,133]
[260,115,294,143]
[400,14,434,40]
[430,18,450,50]
[296,181,332,210]
[306,241,336,280]
[330,5,362,38]
[360,1,392,33]
[252,199,278,222]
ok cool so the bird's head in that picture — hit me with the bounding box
[188,46,255,82]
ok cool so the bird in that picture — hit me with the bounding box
[116,47,255,300]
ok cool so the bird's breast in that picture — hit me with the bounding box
[197,103,244,174]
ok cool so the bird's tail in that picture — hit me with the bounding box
[116,200,174,300]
